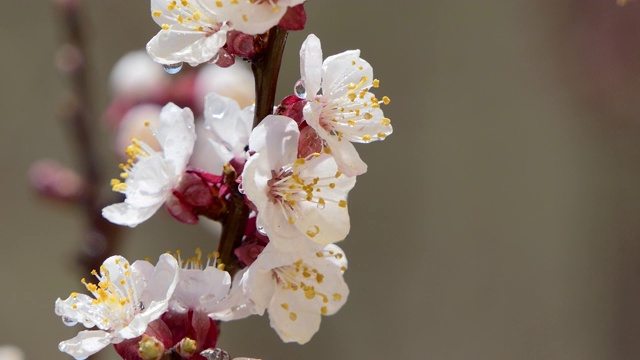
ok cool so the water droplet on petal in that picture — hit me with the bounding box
[200,348,230,360]
[294,79,306,99]
[138,301,145,311]
[257,226,267,236]
[62,317,77,327]
[316,202,325,210]
[163,62,183,74]
[237,183,245,194]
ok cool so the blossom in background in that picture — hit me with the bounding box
[103,103,196,227]
[55,255,179,360]
[215,243,349,344]
[147,0,229,66]
[300,34,393,176]
[214,0,306,35]
[242,115,356,248]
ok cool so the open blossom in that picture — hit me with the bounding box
[300,34,393,176]
[213,243,349,344]
[213,0,305,35]
[102,102,196,227]
[55,254,180,359]
[242,115,356,248]
[114,250,232,360]
[147,0,229,66]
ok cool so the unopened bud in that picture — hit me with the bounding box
[138,335,165,360]
[29,159,84,202]
[214,48,235,68]
[175,337,197,358]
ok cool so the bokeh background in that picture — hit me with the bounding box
[3,0,640,359]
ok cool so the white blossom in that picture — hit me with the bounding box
[102,103,196,227]
[300,34,393,176]
[242,115,355,248]
[213,243,349,344]
[55,255,179,360]
[213,0,305,35]
[147,0,229,66]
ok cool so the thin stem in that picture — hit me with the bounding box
[55,1,122,272]
[217,27,288,276]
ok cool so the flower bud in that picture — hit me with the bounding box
[138,335,166,360]
[175,337,197,358]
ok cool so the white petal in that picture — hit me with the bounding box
[147,29,227,67]
[204,92,252,157]
[102,202,164,228]
[155,103,197,173]
[209,268,259,320]
[173,267,231,312]
[123,154,173,207]
[323,134,368,177]
[241,154,270,215]
[59,330,112,360]
[139,254,180,306]
[268,288,321,344]
[322,50,373,99]
[248,115,299,169]
[300,34,323,99]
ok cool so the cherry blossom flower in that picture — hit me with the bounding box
[114,250,232,360]
[102,103,196,227]
[213,0,306,35]
[147,0,229,66]
[213,243,349,344]
[242,115,356,248]
[55,254,180,360]
[300,34,393,176]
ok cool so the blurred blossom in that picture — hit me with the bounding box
[0,346,24,360]
[195,62,255,109]
[110,51,169,101]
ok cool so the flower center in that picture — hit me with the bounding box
[76,257,140,328]
[153,1,223,34]
[110,137,156,192]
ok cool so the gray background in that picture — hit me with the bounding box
[3,0,640,359]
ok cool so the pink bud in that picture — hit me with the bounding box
[28,159,84,202]
[277,4,306,31]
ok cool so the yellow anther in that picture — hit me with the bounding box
[321,306,328,315]
[373,79,380,88]
[112,183,127,192]
[152,11,162,17]
[382,96,391,105]
[281,303,289,311]
[381,118,391,126]
[193,11,201,21]
[162,24,170,30]
[288,216,295,224]
[347,120,356,126]
[242,14,248,22]
[217,263,225,271]
[364,113,373,120]
[333,293,342,301]
[335,171,341,178]
[216,0,223,7]
[378,133,387,139]
[289,312,297,321]
[362,135,372,142]
[316,273,324,284]
[338,200,347,208]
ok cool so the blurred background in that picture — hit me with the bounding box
[3,0,640,359]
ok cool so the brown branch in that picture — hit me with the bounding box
[54,0,122,272]
[217,27,289,276]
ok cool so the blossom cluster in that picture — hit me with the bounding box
[55,1,392,359]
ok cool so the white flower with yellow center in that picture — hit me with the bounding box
[300,34,393,177]
[242,115,355,248]
[213,0,305,35]
[214,243,349,344]
[55,254,180,360]
[147,0,229,66]
[102,102,196,227]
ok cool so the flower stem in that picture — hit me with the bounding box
[217,27,289,276]
[54,0,123,272]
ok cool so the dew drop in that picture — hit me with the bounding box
[294,79,306,99]
[138,301,145,311]
[62,317,77,327]
[163,62,183,74]
[237,183,245,194]
[316,202,325,210]
[257,226,267,236]
[200,348,230,360]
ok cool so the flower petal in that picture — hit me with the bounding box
[155,103,197,173]
[59,330,112,360]
[101,202,164,228]
[300,34,322,99]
